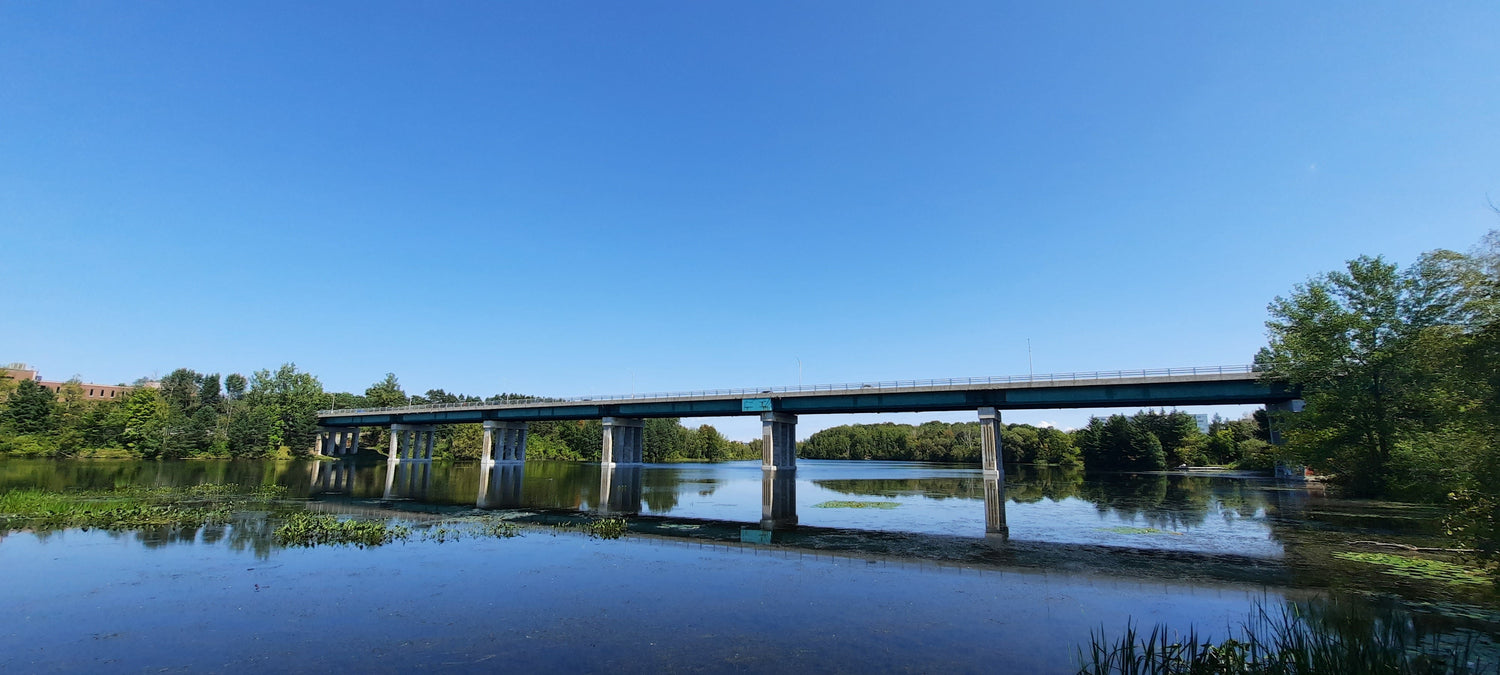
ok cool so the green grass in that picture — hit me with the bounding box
[1079,599,1490,674]
[1333,551,1492,587]
[813,500,900,509]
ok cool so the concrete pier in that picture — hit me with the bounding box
[978,407,1005,479]
[601,417,644,465]
[760,469,798,529]
[761,412,796,472]
[316,427,361,457]
[481,420,528,464]
[983,475,1008,539]
[597,464,643,515]
[388,423,437,462]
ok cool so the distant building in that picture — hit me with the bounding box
[1193,413,1210,434]
[2,363,141,401]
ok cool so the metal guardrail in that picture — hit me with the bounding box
[317,365,1259,417]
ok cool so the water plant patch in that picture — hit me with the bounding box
[813,501,899,509]
[1332,551,1491,587]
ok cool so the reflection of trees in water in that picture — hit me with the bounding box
[1078,473,1272,531]
[1006,466,1087,504]
[813,477,986,500]
[811,466,1274,533]
[642,473,717,513]
[126,510,279,559]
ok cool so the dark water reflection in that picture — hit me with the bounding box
[0,458,1446,555]
[1,458,1495,673]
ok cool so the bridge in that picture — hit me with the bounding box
[313,365,1299,532]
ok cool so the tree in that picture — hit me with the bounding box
[1258,250,1487,496]
[224,373,247,401]
[121,387,169,456]
[159,368,203,416]
[4,379,56,435]
[243,364,325,454]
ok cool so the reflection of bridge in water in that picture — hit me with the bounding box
[314,366,1299,535]
[301,465,1292,589]
[310,459,1012,536]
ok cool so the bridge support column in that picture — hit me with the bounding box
[978,407,1005,479]
[330,428,359,457]
[483,421,529,464]
[761,412,797,472]
[388,424,409,462]
[601,417,644,466]
[315,428,330,456]
[388,424,435,462]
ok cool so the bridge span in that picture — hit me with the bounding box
[313,365,1298,532]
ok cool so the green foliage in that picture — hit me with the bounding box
[273,512,410,548]
[0,484,285,533]
[1076,414,1168,471]
[549,517,629,539]
[1079,598,1488,675]
[1332,551,1491,587]
[814,500,899,509]
[5,379,56,435]
[1258,246,1494,499]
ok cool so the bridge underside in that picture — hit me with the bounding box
[317,380,1297,428]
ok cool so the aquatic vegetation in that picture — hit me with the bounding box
[274,512,410,548]
[550,517,630,539]
[813,500,899,509]
[1334,552,1492,587]
[413,517,521,543]
[1080,599,1491,674]
[1097,526,1185,536]
[0,484,286,533]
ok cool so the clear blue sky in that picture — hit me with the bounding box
[3,2,1497,440]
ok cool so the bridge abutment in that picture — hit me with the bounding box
[482,421,528,464]
[601,417,644,465]
[978,407,1006,479]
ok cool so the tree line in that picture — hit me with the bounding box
[797,410,1269,471]
[0,368,758,462]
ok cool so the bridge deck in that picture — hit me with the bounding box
[316,366,1295,427]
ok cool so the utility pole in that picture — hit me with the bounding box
[1027,339,1034,379]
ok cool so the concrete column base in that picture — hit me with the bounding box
[978,407,1005,479]
[601,417,645,466]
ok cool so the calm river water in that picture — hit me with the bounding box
[0,458,1495,673]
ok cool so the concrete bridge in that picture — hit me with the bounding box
[314,365,1299,533]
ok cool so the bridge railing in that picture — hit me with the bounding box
[317,364,1259,416]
